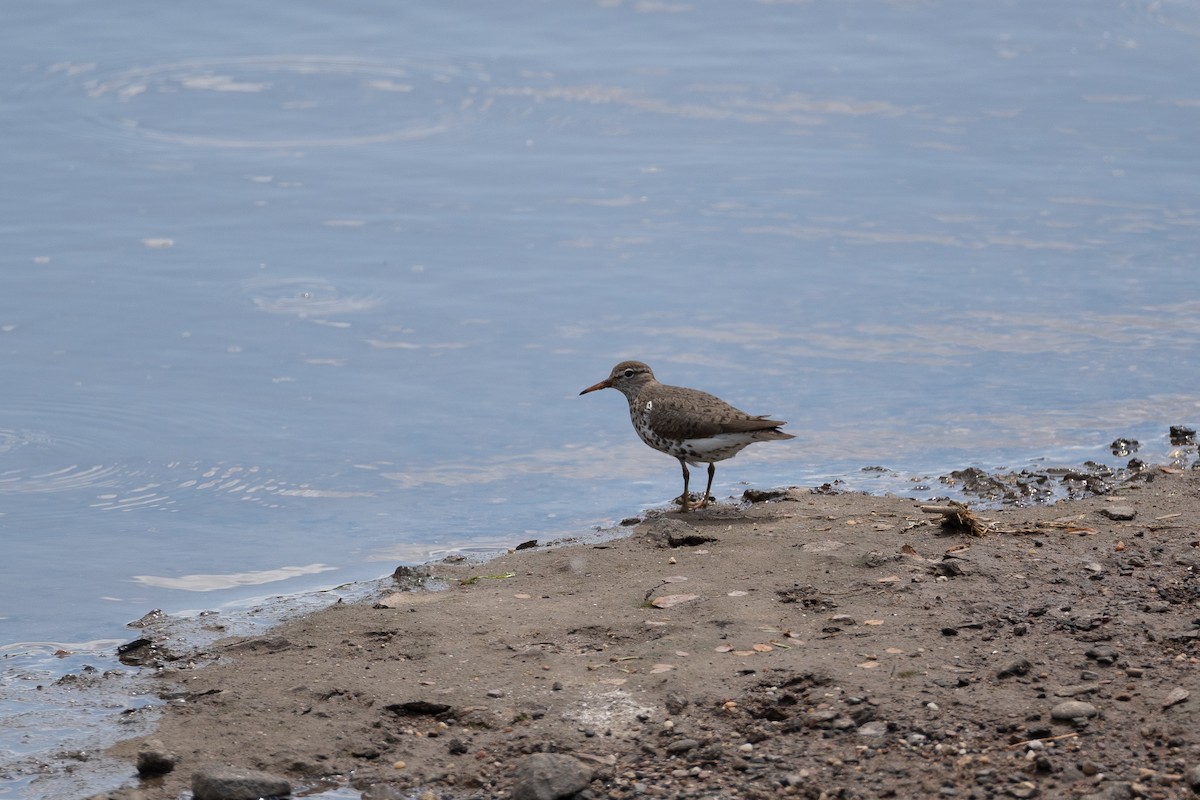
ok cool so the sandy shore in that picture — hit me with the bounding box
[88,468,1200,799]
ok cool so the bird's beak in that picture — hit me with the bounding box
[579,378,612,396]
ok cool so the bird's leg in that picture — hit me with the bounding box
[697,462,716,509]
[677,457,691,512]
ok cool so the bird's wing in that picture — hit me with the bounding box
[647,387,785,440]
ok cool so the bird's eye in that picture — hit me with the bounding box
[623,369,635,377]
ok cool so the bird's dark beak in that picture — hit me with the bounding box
[579,378,612,395]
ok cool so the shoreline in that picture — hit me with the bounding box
[78,467,1200,800]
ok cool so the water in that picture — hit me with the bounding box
[3,0,1199,795]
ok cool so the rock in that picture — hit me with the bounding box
[1109,438,1139,456]
[638,518,715,548]
[1185,763,1200,791]
[1007,781,1038,798]
[1161,686,1189,709]
[997,658,1032,679]
[857,720,888,737]
[1085,645,1119,666]
[192,766,291,800]
[1050,701,1098,722]
[743,488,787,502]
[1169,425,1196,445]
[135,738,177,776]
[665,738,700,754]
[1099,506,1136,521]
[510,753,593,800]
[1079,782,1133,800]
[361,785,413,800]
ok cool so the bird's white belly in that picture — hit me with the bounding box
[675,434,754,465]
[633,419,753,464]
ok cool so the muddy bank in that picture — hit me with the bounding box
[78,466,1200,800]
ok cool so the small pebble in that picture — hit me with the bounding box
[1051,700,1098,721]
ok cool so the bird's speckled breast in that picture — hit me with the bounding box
[623,393,677,455]
[625,392,747,464]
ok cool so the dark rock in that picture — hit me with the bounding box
[743,488,787,503]
[1109,438,1139,457]
[1169,425,1196,446]
[192,766,291,800]
[1099,506,1135,521]
[665,692,689,714]
[510,753,593,800]
[391,564,431,585]
[385,700,452,716]
[514,539,538,551]
[665,738,700,754]
[135,738,177,776]
[116,638,153,665]
[931,560,964,577]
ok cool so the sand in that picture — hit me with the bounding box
[88,468,1200,799]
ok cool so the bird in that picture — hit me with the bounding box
[580,360,794,511]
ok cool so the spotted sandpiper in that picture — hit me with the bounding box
[580,360,794,511]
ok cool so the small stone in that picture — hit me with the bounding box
[1051,701,1098,722]
[1185,763,1200,791]
[857,720,888,737]
[1100,506,1136,521]
[486,688,505,698]
[192,766,291,800]
[1007,781,1038,798]
[135,738,177,776]
[1085,645,1119,666]
[511,753,593,800]
[1161,686,1189,709]
[665,738,700,754]
[997,658,1032,679]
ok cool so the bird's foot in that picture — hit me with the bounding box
[673,492,712,512]
[674,492,699,512]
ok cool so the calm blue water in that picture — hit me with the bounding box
[3,1,1200,794]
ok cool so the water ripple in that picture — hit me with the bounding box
[240,276,383,318]
[69,55,491,148]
